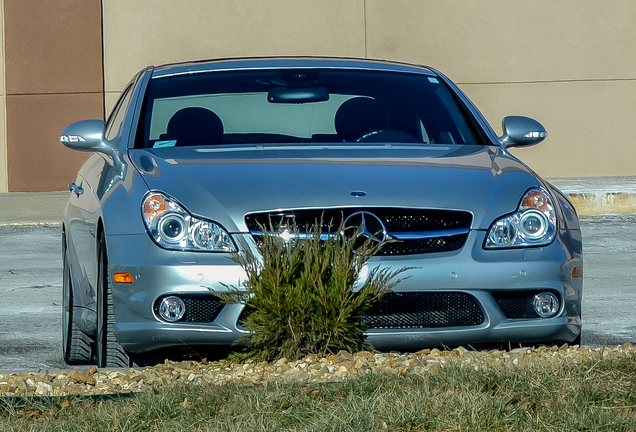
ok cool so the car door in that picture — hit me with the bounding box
[67,154,108,310]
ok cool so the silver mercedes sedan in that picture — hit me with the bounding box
[59,57,582,367]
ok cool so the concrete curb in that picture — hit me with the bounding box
[0,191,68,227]
[566,192,636,216]
[548,176,636,217]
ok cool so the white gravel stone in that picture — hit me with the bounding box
[0,343,633,397]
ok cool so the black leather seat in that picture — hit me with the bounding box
[334,97,390,142]
[160,107,224,146]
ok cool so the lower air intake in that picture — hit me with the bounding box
[363,292,484,329]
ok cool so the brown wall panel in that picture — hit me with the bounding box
[4,0,103,95]
[3,0,104,191]
[6,93,103,192]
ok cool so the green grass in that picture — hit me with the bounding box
[2,350,636,431]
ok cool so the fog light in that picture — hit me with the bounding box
[533,292,560,318]
[158,296,186,322]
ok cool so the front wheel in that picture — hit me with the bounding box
[96,232,132,368]
[62,233,93,365]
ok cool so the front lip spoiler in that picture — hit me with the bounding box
[367,316,581,350]
[114,316,581,354]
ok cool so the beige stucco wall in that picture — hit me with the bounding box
[366,1,635,83]
[102,0,636,178]
[0,0,6,193]
[364,0,636,177]
[102,0,366,108]
[464,80,636,177]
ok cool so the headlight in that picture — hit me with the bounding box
[485,188,556,249]
[142,192,235,252]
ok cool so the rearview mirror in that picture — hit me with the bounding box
[267,86,329,103]
[499,116,547,148]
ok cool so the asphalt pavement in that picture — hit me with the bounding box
[0,177,635,371]
[1,211,635,371]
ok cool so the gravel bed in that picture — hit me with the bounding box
[1,343,633,398]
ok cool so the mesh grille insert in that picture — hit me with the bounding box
[380,235,469,255]
[238,292,484,329]
[155,295,225,323]
[363,292,484,329]
[493,292,544,319]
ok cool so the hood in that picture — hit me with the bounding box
[130,144,540,232]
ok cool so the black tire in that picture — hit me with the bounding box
[62,233,93,365]
[96,232,131,368]
[571,331,582,347]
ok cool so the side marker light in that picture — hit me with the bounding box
[114,272,135,284]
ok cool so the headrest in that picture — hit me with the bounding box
[165,107,223,146]
[334,97,390,142]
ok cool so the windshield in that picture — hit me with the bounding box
[135,69,485,149]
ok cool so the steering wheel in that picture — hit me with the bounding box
[356,129,421,143]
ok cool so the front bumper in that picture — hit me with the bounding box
[106,230,582,353]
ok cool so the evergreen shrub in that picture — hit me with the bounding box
[217,219,409,361]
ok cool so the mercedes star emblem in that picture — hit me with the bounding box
[342,211,389,244]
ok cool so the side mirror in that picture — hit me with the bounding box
[499,116,547,148]
[59,120,108,153]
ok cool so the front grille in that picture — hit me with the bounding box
[493,292,543,319]
[245,208,472,255]
[363,292,484,329]
[155,295,225,322]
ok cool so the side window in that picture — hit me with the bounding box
[104,85,134,141]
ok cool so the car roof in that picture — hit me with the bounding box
[150,56,438,78]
